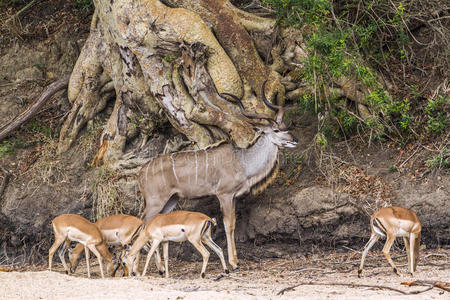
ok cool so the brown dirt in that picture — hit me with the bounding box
[1,249,448,299]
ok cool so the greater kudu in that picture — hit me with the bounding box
[139,82,297,269]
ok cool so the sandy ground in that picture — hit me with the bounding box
[0,250,448,300]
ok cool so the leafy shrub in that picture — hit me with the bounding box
[263,0,448,143]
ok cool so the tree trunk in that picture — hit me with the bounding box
[57,0,384,168]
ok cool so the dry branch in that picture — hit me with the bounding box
[277,281,434,296]
[5,0,40,25]
[402,281,450,293]
[0,74,70,141]
[212,273,250,283]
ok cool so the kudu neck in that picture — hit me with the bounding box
[238,134,278,177]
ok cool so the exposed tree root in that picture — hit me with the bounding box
[0,0,391,171]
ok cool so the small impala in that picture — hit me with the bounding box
[358,206,422,277]
[122,210,229,278]
[48,214,114,278]
[68,214,163,276]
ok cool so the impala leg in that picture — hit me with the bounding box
[87,244,105,278]
[409,233,416,276]
[219,194,238,269]
[202,227,229,274]
[84,246,91,278]
[403,237,411,274]
[188,238,210,278]
[48,236,65,271]
[154,247,164,275]
[162,241,170,278]
[134,251,141,275]
[382,234,399,275]
[413,232,420,272]
[58,239,71,274]
[358,233,379,278]
[142,240,161,277]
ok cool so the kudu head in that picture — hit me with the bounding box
[222,81,297,149]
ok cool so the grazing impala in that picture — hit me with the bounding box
[122,211,229,278]
[68,214,162,276]
[138,82,297,269]
[48,214,114,278]
[358,206,422,277]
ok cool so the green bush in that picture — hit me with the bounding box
[426,147,450,169]
[0,139,24,159]
[264,0,448,144]
[425,96,449,134]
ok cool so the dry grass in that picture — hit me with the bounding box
[91,166,127,220]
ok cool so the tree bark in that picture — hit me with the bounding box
[54,0,388,168]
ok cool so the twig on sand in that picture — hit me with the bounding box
[402,280,450,292]
[341,246,361,253]
[276,281,434,296]
[292,267,325,273]
[212,273,250,283]
[424,253,448,260]
[182,287,200,292]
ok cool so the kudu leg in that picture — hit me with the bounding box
[143,201,166,224]
[219,194,238,269]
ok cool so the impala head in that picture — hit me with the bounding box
[120,245,137,276]
[222,81,297,149]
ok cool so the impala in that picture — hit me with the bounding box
[68,214,162,276]
[138,81,297,269]
[358,206,422,277]
[48,214,114,278]
[122,210,229,278]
